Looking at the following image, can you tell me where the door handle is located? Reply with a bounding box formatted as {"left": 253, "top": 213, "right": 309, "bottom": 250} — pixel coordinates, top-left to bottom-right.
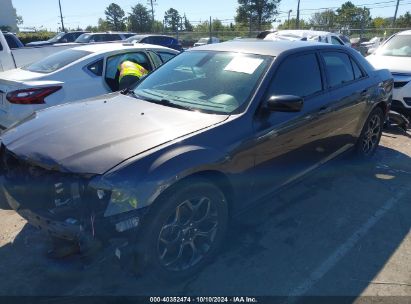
{"left": 257, "top": 129, "right": 278, "bottom": 142}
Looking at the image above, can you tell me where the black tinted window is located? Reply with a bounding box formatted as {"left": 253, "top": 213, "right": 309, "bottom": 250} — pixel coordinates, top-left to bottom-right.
{"left": 158, "top": 52, "right": 176, "bottom": 63}
{"left": 322, "top": 52, "right": 355, "bottom": 88}
{"left": 87, "top": 59, "right": 104, "bottom": 76}
{"left": 351, "top": 58, "right": 364, "bottom": 80}
{"left": 5, "top": 34, "right": 19, "bottom": 49}
{"left": 270, "top": 53, "right": 322, "bottom": 97}
{"left": 22, "top": 49, "right": 91, "bottom": 73}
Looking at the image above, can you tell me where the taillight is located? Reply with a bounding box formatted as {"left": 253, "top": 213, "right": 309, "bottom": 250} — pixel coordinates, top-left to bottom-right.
{"left": 6, "top": 86, "right": 62, "bottom": 105}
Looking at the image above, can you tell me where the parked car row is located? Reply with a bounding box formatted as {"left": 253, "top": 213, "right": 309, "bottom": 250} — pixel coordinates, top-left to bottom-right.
{"left": 0, "top": 43, "right": 179, "bottom": 129}
{"left": 0, "top": 33, "right": 395, "bottom": 281}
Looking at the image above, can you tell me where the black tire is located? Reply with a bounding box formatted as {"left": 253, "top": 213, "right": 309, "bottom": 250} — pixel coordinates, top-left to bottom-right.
{"left": 355, "top": 107, "right": 384, "bottom": 158}
{"left": 138, "top": 178, "right": 228, "bottom": 281}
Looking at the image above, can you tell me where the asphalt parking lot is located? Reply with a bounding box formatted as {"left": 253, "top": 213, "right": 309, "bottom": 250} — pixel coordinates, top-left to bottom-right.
{"left": 0, "top": 129, "right": 410, "bottom": 298}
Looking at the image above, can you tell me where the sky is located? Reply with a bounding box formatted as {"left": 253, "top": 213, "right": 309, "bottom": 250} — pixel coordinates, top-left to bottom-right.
{"left": 11, "top": 0, "right": 411, "bottom": 31}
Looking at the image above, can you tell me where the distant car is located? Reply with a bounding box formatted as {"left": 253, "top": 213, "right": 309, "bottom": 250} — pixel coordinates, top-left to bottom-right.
{"left": 26, "top": 31, "right": 88, "bottom": 47}
{"left": 367, "top": 30, "right": 411, "bottom": 118}
{"left": 193, "top": 37, "right": 220, "bottom": 47}
{"left": 339, "top": 34, "right": 352, "bottom": 47}
{"left": 264, "top": 30, "right": 347, "bottom": 46}
{"left": 2, "top": 32, "right": 24, "bottom": 49}
{"left": 0, "top": 40, "right": 392, "bottom": 280}
{"left": 0, "top": 43, "right": 178, "bottom": 129}
{"left": 75, "top": 32, "right": 135, "bottom": 44}
{"left": 126, "top": 34, "right": 182, "bottom": 51}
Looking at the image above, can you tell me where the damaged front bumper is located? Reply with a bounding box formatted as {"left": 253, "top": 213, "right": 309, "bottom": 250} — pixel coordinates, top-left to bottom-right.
{"left": 0, "top": 148, "right": 149, "bottom": 266}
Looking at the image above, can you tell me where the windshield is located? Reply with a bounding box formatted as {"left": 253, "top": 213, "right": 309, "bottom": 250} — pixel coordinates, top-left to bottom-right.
{"left": 376, "top": 35, "right": 411, "bottom": 57}
{"left": 48, "top": 32, "right": 65, "bottom": 43}
{"left": 22, "top": 49, "right": 91, "bottom": 73}
{"left": 75, "top": 34, "right": 92, "bottom": 43}
{"left": 134, "top": 51, "right": 271, "bottom": 114}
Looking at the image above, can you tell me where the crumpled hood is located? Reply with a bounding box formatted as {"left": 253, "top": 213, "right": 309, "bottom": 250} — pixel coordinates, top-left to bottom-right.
{"left": 367, "top": 55, "right": 411, "bottom": 74}
{"left": 0, "top": 94, "right": 229, "bottom": 175}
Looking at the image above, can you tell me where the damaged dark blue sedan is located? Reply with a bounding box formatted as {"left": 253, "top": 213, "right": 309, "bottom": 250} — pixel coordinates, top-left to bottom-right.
{"left": 0, "top": 40, "right": 393, "bottom": 280}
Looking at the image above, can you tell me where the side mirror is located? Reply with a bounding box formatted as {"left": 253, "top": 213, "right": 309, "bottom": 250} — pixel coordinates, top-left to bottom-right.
{"left": 61, "top": 38, "right": 68, "bottom": 43}
{"left": 266, "top": 95, "right": 303, "bottom": 112}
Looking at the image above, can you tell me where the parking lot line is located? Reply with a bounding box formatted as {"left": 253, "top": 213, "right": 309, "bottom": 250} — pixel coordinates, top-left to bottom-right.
{"left": 288, "top": 186, "right": 411, "bottom": 298}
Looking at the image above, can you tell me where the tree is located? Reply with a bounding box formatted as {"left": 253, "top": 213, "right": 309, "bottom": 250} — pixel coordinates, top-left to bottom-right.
{"left": 235, "top": 0, "right": 281, "bottom": 31}
{"left": 86, "top": 25, "right": 98, "bottom": 32}
{"left": 183, "top": 14, "right": 193, "bottom": 31}
{"left": 372, "top": 17, "right": 389, "bottom": 29}
{"left": 396, "top": 12, "right": 411, "bottom": 28}
{"left": 97, "top": 18, "right": 110, "bottom": 31}
{"left": 105, "top": 3, "right": 126, "bottom": 31}
{"left": 16, "top": 15, "right": 23, "bottom": 26}
{"left": 336, "top": 1, "right": 371, "bottom": 30}
{"left": 164, "top": 8, "right": 181, "bottom": 31}
{"left": 128, "top": 4, "right": 152, "bottom": 33}
{"left": 278, "top": 18, "right": 309, "bottom": 30}
{"left": 310, "top": 10, "right": 336, "bottom": 30}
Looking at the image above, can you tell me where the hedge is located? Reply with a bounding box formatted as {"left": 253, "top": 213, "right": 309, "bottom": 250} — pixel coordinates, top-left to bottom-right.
{"left": 17, "top": 32, "right": 56, "bottom": 45}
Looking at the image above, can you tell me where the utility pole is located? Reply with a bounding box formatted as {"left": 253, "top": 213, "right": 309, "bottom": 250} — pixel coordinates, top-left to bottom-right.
{"left": 148, "top": 0, "right": 155, "bottom": 24}
{"left": 58, "top": 0, "right": 65, "bottom": 32}
{"left": 296, "top": 0, "right": 301, "bottom": 29}
{"left": 392, "top": 0, "right": 401, "bottom": 27}
{"left": 288, "top": 10, "right": 292, "bottom": 29}
{"left": 209, "top": 16, "right": 212, "bottom": 41}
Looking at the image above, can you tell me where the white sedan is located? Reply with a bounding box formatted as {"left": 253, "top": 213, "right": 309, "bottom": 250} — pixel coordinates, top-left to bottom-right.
{"left": 0, "top": 43, "right": 179, "bottom": 129}
{"left": 367, "top": 30, "right": 411, "bottom": 118}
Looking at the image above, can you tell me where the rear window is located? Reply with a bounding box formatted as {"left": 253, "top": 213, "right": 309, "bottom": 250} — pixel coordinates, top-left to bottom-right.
{"left": 22, "top": 49, "right": 91, "bottom": 73}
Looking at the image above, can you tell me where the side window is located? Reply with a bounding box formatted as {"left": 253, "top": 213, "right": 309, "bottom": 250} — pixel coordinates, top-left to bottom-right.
{"left": 351, "top": 58, "right": 365, "bottom": 80}
{"left": 87, "top": 59, "right": 104, "bottom": 76}
{"left": 331, "top": 36, "right": 344, "bottom": 45}
{"left": 158, "top": 51, "right": 176, "bottom": 63}
{"left": 270, "top": 53, "right": 323, "bottom": 98}
{"left": 105, "top": 52, "right": 152, "bottom": 92}
{"left": 322, "top": 52, "right": 355, "bottom": 88}
{"left": 147, "top": 50, "right": 163, "bottom": 68}
{"left": 5, "top": 35, "right": 19, "bottom": 49}
{"left": 0, "top": 41, "right": 3, "bottom": 51}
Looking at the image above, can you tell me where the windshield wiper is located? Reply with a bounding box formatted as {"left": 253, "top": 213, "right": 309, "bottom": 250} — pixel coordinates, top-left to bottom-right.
{"left": 120, "top": 88, "right": 139, "bottom": 99}
{"left": 123, "top": 89, "right": 194, "bottom": 111}
{"left": 151, "top": 98, "right": 195, "bottom": 111}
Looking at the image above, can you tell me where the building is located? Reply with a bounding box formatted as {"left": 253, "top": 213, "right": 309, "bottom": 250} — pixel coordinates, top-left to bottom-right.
{"left": 0, "top": 0, "right": 18, "bottom": 32}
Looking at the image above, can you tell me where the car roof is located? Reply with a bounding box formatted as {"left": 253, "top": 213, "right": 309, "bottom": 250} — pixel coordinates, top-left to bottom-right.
{"left": 397, "top": 30, "right": 411, "bottom": 35}
{"left": 72, "top": 42, "right": 176, "bottom": 54}
{"left": 189, "top": 40, "right": 345, "bottom": 56}
{"left": 276, "top": 30, "right": 336, "bottom": 37}
{"left": 129, "top": 34, "right": 175, "bottom": 39}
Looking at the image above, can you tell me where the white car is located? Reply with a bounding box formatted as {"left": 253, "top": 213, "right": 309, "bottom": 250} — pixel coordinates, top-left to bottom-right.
{"left": 367, "top": 30, "right": 411, "bottom": 118}
{"left": 0, "top": 43, "right": 179, "bottom": 129}
{"left": 264, "top": 30, "right": 347, "bottom": 46}
{"left": 193, "top": 37, "right": 220, "bottom": 47}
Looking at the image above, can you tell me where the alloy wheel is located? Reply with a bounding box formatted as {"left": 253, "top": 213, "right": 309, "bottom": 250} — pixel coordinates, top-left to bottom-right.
{"left": 362, "top": 114, "right": 381, "bottom": 155}
{"left": 157, "top": 196, "right": 219, "bottom": 271}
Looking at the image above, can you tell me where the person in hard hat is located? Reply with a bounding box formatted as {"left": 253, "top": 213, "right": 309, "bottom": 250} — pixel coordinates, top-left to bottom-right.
{"left": 118, "top": 55, "right": 149, "bottom": 90}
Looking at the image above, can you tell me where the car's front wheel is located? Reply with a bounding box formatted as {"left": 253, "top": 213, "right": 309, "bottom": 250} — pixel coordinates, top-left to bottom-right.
{"left": 140, "top": 178, "right": 228, "bottom": 281}
{"left": 356, "top": 107, "right": 384, "bottom": 157}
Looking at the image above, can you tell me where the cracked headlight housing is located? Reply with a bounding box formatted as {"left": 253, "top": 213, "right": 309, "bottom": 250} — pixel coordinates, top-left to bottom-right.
{"left": 103, "top": 189, "right": 139, "bottom": 217}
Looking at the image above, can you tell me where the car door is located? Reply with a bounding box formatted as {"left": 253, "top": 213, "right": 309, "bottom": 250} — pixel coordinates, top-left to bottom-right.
{"left": 319, "top": 50, "right": 371, "bottom": 150}
{"left": 103, "top": 51, "right": 154, "bottom": 92}
{"left": 251, "top": 51, "right": 339, "bottom": 199}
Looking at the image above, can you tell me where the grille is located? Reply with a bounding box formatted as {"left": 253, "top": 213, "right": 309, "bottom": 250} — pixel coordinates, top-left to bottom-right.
{"left": 0, "top": 146, "right": 85, "bottom": 210}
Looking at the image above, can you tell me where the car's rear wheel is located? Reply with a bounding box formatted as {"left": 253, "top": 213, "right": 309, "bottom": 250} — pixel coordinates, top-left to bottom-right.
{"left": 356, "top": 107, "right": 384, "bottom": 157}
{"left": 139, "top": 178, "right": 228, "bottom": 281}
